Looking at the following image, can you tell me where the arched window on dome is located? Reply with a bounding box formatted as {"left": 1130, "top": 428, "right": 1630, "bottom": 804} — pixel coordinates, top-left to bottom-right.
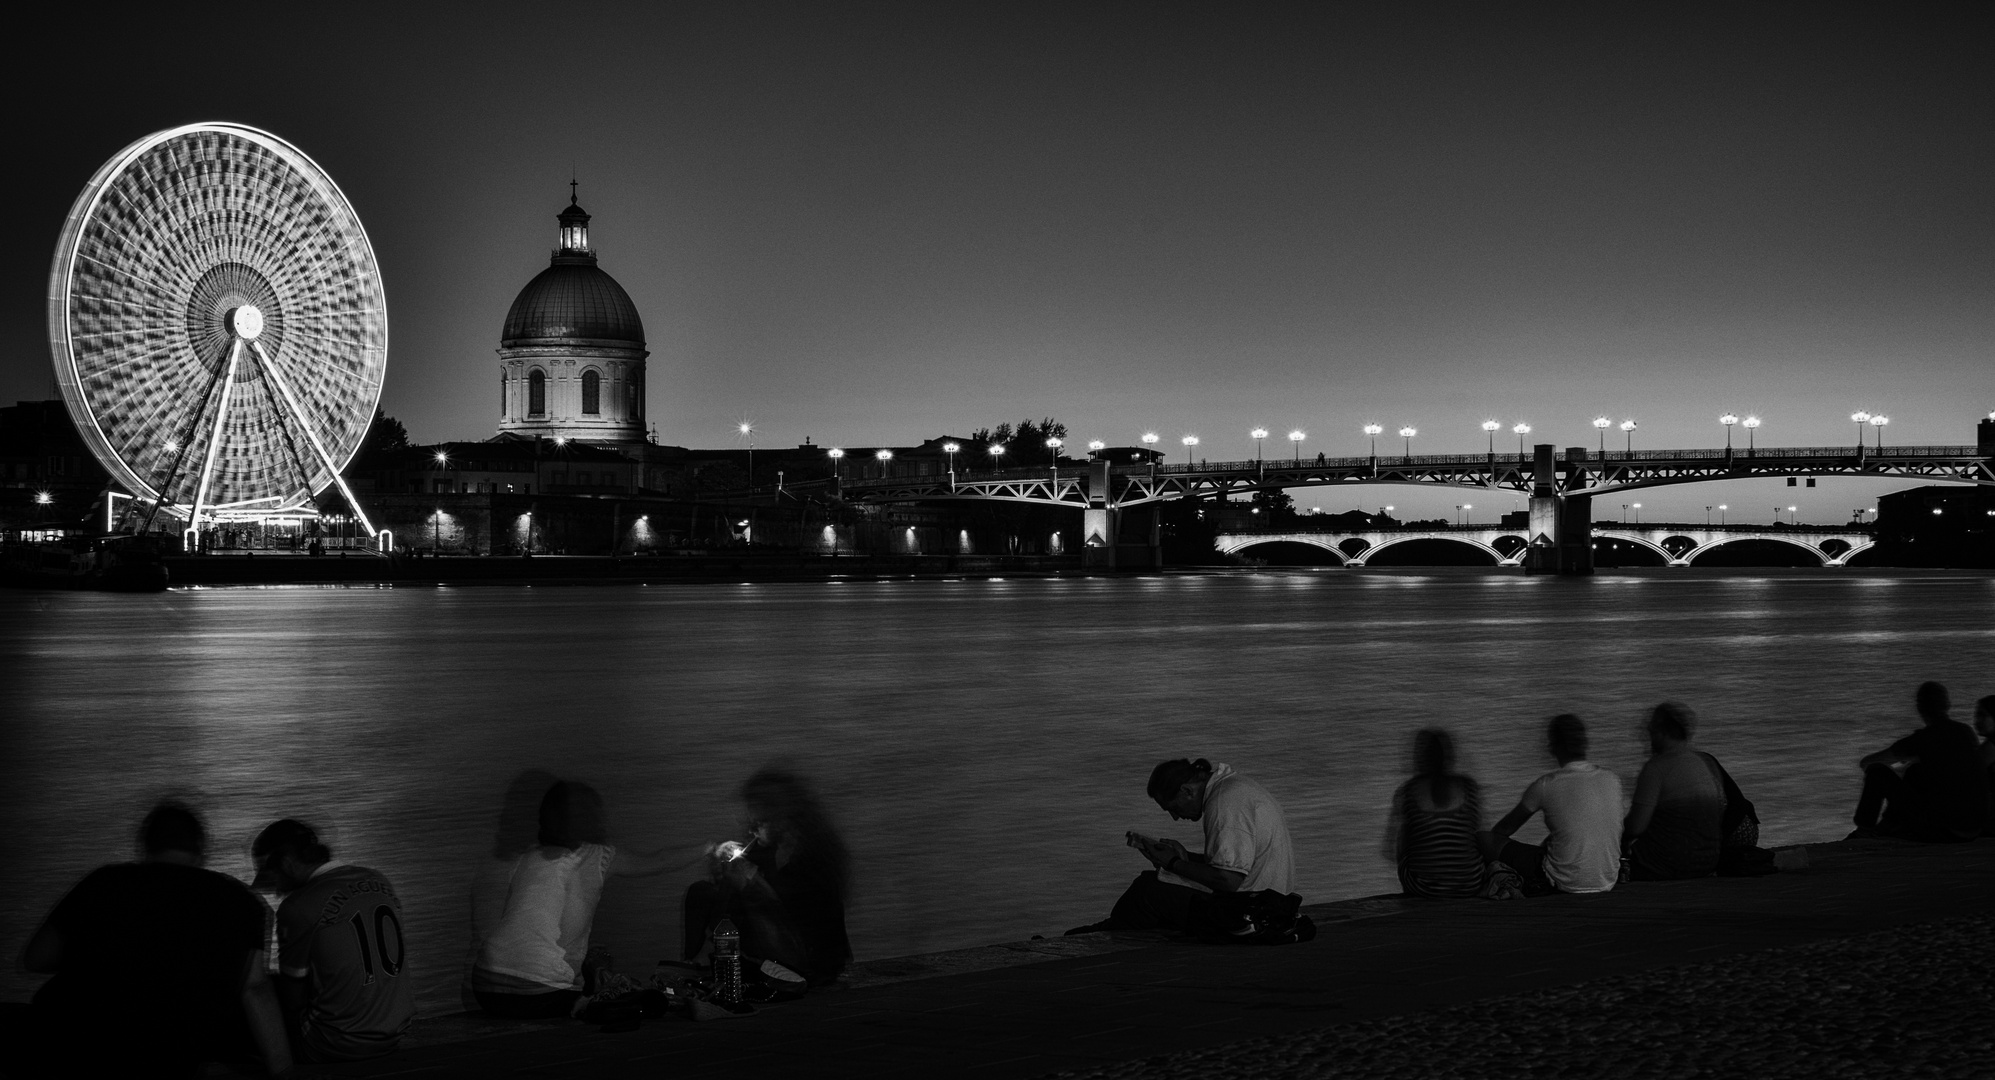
{"left": 581, "top": 370, "right": 601, "bottom": 415}
{"left": 528, "top": 369, "right": 546, "bottom": 417}
{"left": 500, "top": 372, "right": 507, "bottom": 416}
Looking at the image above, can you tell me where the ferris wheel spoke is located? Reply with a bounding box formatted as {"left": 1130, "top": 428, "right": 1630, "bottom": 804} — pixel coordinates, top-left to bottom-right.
{"left": 188, "top": 338, "right": 246, "bottom": 528}
{"left": 249, "top": 339, "right": 378, "bottom": 538}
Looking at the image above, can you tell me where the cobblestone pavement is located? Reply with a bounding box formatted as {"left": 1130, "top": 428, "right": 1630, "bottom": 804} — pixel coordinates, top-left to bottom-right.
{"left": 1051, "top": 913, "right": 1995, "bottom": 1080}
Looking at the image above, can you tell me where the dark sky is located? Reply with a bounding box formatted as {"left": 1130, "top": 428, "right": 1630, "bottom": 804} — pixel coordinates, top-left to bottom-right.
{"left": 9, "top": 3, "right": 1991, "bottom": 521}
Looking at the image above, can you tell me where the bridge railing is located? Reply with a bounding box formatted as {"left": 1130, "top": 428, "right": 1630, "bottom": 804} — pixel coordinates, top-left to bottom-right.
{"left": 1219, "top": 522, "right": 1872, "bottom": 535}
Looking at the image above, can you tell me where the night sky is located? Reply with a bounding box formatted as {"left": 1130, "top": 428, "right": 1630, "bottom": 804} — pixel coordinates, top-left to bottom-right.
{"left": 8, "top": 3, "right": 1991, "bottom": 522}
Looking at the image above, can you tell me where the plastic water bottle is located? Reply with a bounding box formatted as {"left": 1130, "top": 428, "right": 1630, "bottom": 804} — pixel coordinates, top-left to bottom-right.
{"left": 711, "top": 918, "right": 742, "bottom": 1005}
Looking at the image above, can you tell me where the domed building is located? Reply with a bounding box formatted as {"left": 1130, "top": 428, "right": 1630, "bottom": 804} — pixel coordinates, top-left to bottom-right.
{"left": 496, "top": 191, "right": 649, "bottom": 443}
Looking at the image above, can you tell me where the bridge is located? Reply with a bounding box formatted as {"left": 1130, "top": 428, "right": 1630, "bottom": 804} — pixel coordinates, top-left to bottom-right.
{"left": 1215, "top": 523, "right": 1876, "bottom": 568}
{"left": 833, "top": 420, "right": 1994, "bottom": 574}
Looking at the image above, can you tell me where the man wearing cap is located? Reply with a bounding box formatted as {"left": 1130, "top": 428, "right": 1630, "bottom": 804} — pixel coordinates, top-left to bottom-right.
{"left": 252, "top": 820, "right": 414, "bottom": 1063}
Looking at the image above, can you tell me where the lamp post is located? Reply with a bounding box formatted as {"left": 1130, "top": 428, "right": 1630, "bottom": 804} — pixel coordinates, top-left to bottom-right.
{"left": 1182, "top": 435, "right": 1198, "bottom": 467}
{"left": 1622, "top": 503, "right": 1630, "bottom": 523}
{"left": 988, "top": 443, "right": 1006, "bottom": 471}
{"left": 942, "top": 441, "right": 959, "bottom": 476}
{"left": 1788, "top": 505, "right": 1798, "bottom": 526}
{"left": 1142, "top": 432, "right": 1159, "bottom": 478}
{"left": 1087, "top": 439, "right": 1105, "bottom": 452}
{"left": 1287, "top": 429, "right": 1305, "bottom": 466}
{"left": 1250, "top": 428, "right": 1267, "bottom": 466}
{"left": 1481, "top": 419, "right": 1500, "bottom": 456}
{"left": 1869, "top": 414, "right": 1888, "bottom": 451}
{"left": 1705, "top": 505, "right": 1713, "bottom": 527}
{"left": 1363, "top": 423, "right": 1382, "bottom": 458}
{"left": 1631, "top": 502, "right": 1641, "bottom": 524}
{"left": 875, "top": 448, "right": 893, "bottom": 480}
{"left": 1045, "top": 436, "right": 1063, "bottom": 485}
{"left": 1743, "top": 415, "right": 1760, "bottom": 455}
{"left": 1513, "top": 423, "right": 1530, "bottom": 459}
{"left": 739, "top": 422, "right": 754, "bottom": 489}
{"left": 1720, "top": 413, "right": 1737, "bottom": 450}
{"left": 1718, "top": 503, "right": 1727, "bottom": 526}
{"left": 1592, "top": 416, "right": 1611, "bottom": 455}
{"left": 828, "top": 447, "right": 844, "bottom": 480}
{"left": 1850, "top": 411, "right": 1870, "bottom": 451}
{"left": 1457, "top": 503, "right": 1472, "bottom": 526}
{"left": 1398, "top": 426, "right": 1416, "bottom": 460}
{"left": 1620, "top": 419, "right": 1637, "bottom": 455}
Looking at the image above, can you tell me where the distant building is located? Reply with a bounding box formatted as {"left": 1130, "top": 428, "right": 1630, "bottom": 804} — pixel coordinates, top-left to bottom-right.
{"left": 0, "top": 399, "right": 110, "bottom": 538}
{"left": 496, "top": 191, "right": 650, "bottom": 444}
{"left": 1872, "top": 484, "right": 1995, "bottom": 568}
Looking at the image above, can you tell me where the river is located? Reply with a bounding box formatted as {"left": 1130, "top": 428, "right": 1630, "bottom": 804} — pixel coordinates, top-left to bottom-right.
{"left": 4, "top": 568, "right": 1992, "bottom": 1013}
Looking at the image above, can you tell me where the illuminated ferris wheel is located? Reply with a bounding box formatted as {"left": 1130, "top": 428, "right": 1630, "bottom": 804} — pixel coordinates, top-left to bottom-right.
{"left": 47, "top": 122, "right": 388, "bottom": 543}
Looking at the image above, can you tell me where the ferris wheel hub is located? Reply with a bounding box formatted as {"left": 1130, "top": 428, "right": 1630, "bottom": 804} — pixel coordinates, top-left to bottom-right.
{"left": 227, "top": 304, "right": 265, "bottom": 342}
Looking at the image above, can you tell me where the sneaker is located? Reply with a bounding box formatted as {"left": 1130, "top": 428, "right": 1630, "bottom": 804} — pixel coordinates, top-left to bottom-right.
{"left": 758, "top": 959, "right": 806, "bottom": 985}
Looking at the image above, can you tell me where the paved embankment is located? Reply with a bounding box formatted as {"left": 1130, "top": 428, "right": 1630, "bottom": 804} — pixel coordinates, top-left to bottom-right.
{"left": 300, "top": 837, "right": 1995, "bottom": 1079}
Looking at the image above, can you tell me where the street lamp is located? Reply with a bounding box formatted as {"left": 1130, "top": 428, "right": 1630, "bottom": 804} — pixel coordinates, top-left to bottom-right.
{"left": 1045, "top": 437, "right": 1063, "bottom": 481}
{"left": 1622, "top": 503, "right": 1630, "bottom": 523}
{"left": 1457, "top": 503, "right": 1472, "bottom": 526}
{"left": 1720, "top": 413, "right": 1738, "bottom": 450}
{"left": 942, "top": 441, "right": 959, "bottom": 475}
{"left": 988, "top": 443, "right": 1006, "bottom": 469}
{"left": 1288, "top": 429, "right": 1305, "bottom": 465}
{"left": 1850, "top": 411, "right": 1870, "bottom": 450}
{"left": 1513, "top": 423, "right": 1531, "bottom": 459}
{"left": 1631, "top": 502, "right": 1641, "bottom": 524}
{"left": 1592, "top": 416, "right": 1611, "bottom": 455}
{"left": 1619, "top": 419, "right": 1637, "bottom": 455}
{"left": 1481, "top": 419, "right": 1500, "bottom": 456}
{"left": 875, "top": 448, "right": 893, "bottom": 478}
{"left": 1869, "top": 414, "right": 1888, "bottom": 451}
{"left": 1743, "top": 415, "right": 1760, "bottom": 454}
{"left": 739, "top": 421, "right": 755, "bottom": 487}
{"left": 1398, "top": 426, "right": 1416, "bottom": 459}
{"left": 1788, "top": 505, "right": 1798, "bottom": 526}
{"left": 1705, "top": 505, "right": 1713, "bottom": 527}
{"left": 827, "top": 447, "right": 844, "bottom": 479}
{"left": 1182, "top": 435, "right": 1198, "bottom": 467}
{"left": 1718, "top": 503, "right": 1728, "bottom": 526}
{"left": 1250, "top": 428, "right": 1268, "bottom": 465}
{"left": 1363, "top": 423, "right": 1382, "bottom": 457}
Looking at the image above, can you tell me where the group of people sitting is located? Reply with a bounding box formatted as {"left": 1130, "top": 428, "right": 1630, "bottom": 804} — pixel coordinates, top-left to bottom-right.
{"left": 11, "top": 767, "right": 852, "bottom": 1078}
{"left": 13, "top": 684, "right": 1992, "bottom": 1076}
{"left": 1067, "top": 681, "right": 1994, "bottom": 937}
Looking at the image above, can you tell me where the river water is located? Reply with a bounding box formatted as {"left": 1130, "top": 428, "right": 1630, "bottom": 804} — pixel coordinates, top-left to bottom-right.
{"left": 4, "top": 569, "right": 1992, "bottom": 1014}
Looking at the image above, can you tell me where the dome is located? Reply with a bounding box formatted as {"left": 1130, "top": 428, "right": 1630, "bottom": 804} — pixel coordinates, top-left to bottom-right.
{"left": 501, "top": 261, "right": 646, "bottom": 347}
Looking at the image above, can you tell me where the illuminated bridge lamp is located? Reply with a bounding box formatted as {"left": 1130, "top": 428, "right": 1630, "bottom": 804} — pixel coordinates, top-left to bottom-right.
{"left": 1619, "top": 419, "right": 1637, "bottom": 455}
{"left": 827, "top": 446, "right": 844, "bottom": 480}
{"left": 1288, "top": 429, "right": 1305, "bottom": 465}
{"left": 1718, "top": 503, "right": 1728, "bottom": 526}
{"left": 1869, "top": 414, "right": 1888, "bottom": 451}
{"left": 1742, "top": 415, "right": 1760, "bottom": 453}
{"left": 1086, "top": 439, "right": 1105, "bottom": 452}
{"left": 1592, "top": 416, "right": 1611, "bottom": 455}
{"left": 1481, "top": 419, "right": 1500, "bottom": 456}
{"left": 1720, "top": 413, "right": 1738, "bottom": 450}
{"left": 1363, "top": 423, "right": 1383, "bottom": 457}
{"left": 988, "top": 442, "right": 1006, "bottom": 469}
{"left": 1513, "top": 422, "right": 1531, "bottom": 458}
{"left": 1398, "top": 426, "right": 1416, "bottom": 459}
{"left": 1250, "top": 428, "right": 1268, "bottom": 464}
{"left": 1850, "top": 410, "right": 1870, "bottom": 448}
{"left": 1182, "top": 435, "right": 1198, "bottom": 467}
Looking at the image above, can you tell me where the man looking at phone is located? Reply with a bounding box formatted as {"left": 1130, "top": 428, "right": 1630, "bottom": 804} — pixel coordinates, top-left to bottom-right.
{"left": 1067, "top": 757, "right": 1296, "bottom": 935}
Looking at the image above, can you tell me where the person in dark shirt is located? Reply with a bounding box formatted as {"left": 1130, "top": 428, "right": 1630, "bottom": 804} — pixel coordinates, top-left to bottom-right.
{"left": 1851, "top": 682, "right": 1988, "bottom": 842}
{"left": 683, "top": 767, "right": 851, "bottom": 988}
{"left": 20, "top": 802, "right": 291, "bottom": 1078}
{"left": 1975, "top": 695, "right": 1995, "bottom": 835}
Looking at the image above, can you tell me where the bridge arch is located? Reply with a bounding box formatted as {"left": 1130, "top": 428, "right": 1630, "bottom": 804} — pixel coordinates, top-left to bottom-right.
{"left": 1683, "top": 534, "right": 1832, "bottom": 567}
{"left": 1352, "top": 534, "right": 1504, "bottom": 566}
{"left": 1222, "top": 536, "right": 1349, "bottom": 564}
{"left": 1591, "top": 531, "right": 1679, "bottom": 565}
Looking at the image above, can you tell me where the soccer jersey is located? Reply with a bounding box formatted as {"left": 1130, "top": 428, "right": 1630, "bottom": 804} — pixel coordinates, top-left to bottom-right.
{"left": 277, "top": 863, "right": 414, "bottom": 1061}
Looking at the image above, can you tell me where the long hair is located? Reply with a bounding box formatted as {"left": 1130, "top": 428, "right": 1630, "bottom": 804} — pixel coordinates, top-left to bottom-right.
{"left": 741, "top": 767, "right": 849, "bottom": 902}
{"left": 1412, "top": 728, "right": 1458, "bottom": 803}
{"left": 537, "top": 781, "right": 607, "bottom": 850}
{"left": 1146, "top": 758, "right": 1213, "bottom": 802}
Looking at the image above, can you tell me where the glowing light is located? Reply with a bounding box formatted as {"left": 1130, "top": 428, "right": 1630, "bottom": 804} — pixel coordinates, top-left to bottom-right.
{"left": 738, "top": 422, "right": 753, "bottom": 436}
{"left": 1513, "top": 423, "right": 1530, "bottom": 435}
{"left": 1087, "top": 440, "right": 1106, "bottom": 451}
{"left": 875, "top": 449, "right": 893, "bottom": 460}
{"left": 1182, "top": 435, "right": 1199, "bottom": 447}
{"left": 433, "top": 451, "right": 449, "bottom": 465}
{"left": 1870, "top": 415, "right": 1888, "bottom": 427}
{"left": 1045, "top": 437, "right": 1063, "bottom": 450}
{"left": 34, "top": 490, "right": 53, "bottom": 505}
{"left": 1250, "top": 428, "right": 1269, "bottom": 440}
{"left": 989, "top": 444, "right": 1006, "bottom": 457}
{"left": 1398, "top": 426, "right": 1416, "bottom": 438}
{"left": 1619, "top": 419, "right": 1636, "bottom": 432}
{"left": 1289, "top": 429, "right": 1306, "bottom": 443}
{"left": 1743, "top": 416, "right": 1760, "bottom": 428}
{"left": 163, "top": 440, "right": 179, "bottom": 453}
{"left": 942, "top": 442, "right": 960, "bottom": 454}
{"left": 1851, "top": 410, "right": 1871, "bottom": 424}
{"left": 827, "top": 447, "right": 844, "bottom": 459}
{"left": 553, "top": 436, "right": 568, "bottom": 446}
{"left": 1362, "top": 424, "right": 1382, "bottom": 436}
{"left": 1593, "top": 416, "right": 1611, "bottom": 430}
{"left": 1481, "top": 420, "right": 1500, "bottom": 432}
{"left": 1141, "top": 432, "right": 1159, "bottom": 445}
{"left": 1720, "top": 413, "right": 1738, "bottom": 426}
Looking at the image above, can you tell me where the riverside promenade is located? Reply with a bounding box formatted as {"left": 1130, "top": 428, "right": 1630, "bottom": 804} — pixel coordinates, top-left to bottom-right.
{"left": 301, "top": 837, "right": 1994, "bottom": 1079}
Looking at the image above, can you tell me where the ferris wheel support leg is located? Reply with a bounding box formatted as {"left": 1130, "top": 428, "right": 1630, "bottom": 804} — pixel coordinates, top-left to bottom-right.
{"left": 249, "top": 340, "right": 382, "bottom": 543}
{"left": 186, "top": 339, "right": 246, "bottom": 552}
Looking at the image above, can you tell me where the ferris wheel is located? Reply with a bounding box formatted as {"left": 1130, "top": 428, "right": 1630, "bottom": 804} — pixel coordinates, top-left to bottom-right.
{"left": 47, "top": 122, "right": 388, "bottom": 544}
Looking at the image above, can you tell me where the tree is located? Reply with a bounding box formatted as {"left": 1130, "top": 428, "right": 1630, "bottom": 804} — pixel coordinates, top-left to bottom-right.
{"left": 1250, "top": 488, "right": 1298, "bottom": 525}
{"left": 969, "top": 417, "right": 1069, "bottom": 466}
{"left": 353, "top": 407, "right": 409, "bottom": 468}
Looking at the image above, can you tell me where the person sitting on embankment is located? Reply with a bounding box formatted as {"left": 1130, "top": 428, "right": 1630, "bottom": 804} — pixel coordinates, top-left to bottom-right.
{"left": 1381, "top": 728, "right": 1488, "bottom": 898}
{"left": 1479, "top": 714, "right": 1623, "bottom": 895}
{"left": 1068, "top": 757, "right": 1308, "bottom": 941}
{"left": 1621, "top": 702, "right": 1727, "bottom": 880}
{"left": 1975, "top": 695, "right": 1995, "bottom": 835}
{"left": 1850, "top": 681, "right": 1987, "bottom": 843}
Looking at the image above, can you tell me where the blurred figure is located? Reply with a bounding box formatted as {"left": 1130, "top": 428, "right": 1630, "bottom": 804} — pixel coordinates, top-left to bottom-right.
{"left": 1068, "top": 757, "right": 1298, "bottom": 936}
{"left": 252, "top": 818, "right": 414, "bottom": 1063}
{"left": 1852, "top": 682, "right": 1987, "bottom": 842}
{"left": 1977, "top": 696, "right": 1995, "bottom": 835}
{"left": 1622, "top": 703, "right": 1727, "bottom": 880}
{"left": 472, "top": 781, "right": 687, "bottom": 1018}
{"left": 1382, "top": 729, "right": 1487, "bottom": 897}
{"left": 684, "top": 767, "right": 852, "bottom": 988}
{"left": 19, "top": 801, "right": 290, "bottom": 1078}
{"left": 1480, "top": 715, "right": 1623, "bottom": 895}
{"left": 464, "top": 769, "right": 560, "bottom": 1009}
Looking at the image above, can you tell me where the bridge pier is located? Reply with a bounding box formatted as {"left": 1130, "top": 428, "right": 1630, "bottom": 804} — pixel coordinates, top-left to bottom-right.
{"left": 1524, "top": 444, "right": 1593, "bottom": 575}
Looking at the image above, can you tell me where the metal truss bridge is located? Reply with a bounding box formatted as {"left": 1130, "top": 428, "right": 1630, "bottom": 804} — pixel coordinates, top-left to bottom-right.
{"left": 836, "top": 444, "right": 1995, "bottom": 509}
{"left": 1215, "top": 522, "right": 1876, "bottom": 568}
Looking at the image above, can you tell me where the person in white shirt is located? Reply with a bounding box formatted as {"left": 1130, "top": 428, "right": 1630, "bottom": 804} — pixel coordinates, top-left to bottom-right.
{"left": 1480, "top": 715, "right": 1624, "bottom": 895}
{"left": 1068, "top": 757, "right": 1298, "bottom": 935}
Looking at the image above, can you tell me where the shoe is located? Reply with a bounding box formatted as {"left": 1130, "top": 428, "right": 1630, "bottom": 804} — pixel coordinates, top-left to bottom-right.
{"left": 758, "top": 959, "right": 806, "bottom": 985}
{"left": 1294, "top": 915, "right": 1317, "bottom": 943}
